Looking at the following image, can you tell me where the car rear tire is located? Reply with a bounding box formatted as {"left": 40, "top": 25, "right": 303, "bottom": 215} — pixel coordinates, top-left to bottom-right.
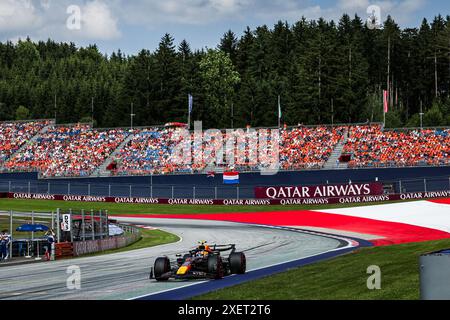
{"left": 207, "top": 254, "right": 224, "bottom": 279}
{"left": 154, "top": 257, "right": 171, "bottom": 281}
{"left": 229, "top": 252, "right": 246, "bottom": 274}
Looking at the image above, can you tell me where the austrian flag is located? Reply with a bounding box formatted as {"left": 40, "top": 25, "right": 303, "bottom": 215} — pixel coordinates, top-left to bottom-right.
{"left": 223, "top": 172, "right": 239, "bottom": 184}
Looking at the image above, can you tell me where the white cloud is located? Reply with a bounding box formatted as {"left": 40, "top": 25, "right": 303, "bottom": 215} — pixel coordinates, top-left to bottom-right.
{"left": 0, "top": 0, "right": 42, "bottom": 32}
{"left": 113, "top": 0, "right": 252, "bottom": 26}
{"left": 391, "top": 0, "right": 427, "bottom": 24}
{"left": 334, "top": 0, "right": 427, "bottom": 25}
{"left": 0, "top": 0, "right": 120, "bottom": 43}
{"left": 0, "top": 0, "right": 430, "bottom": 47}
{"left": 337, "top": 0, "right": 370, "bottom": 11}
{"left": 78, "top": 0, "right": 121, "bottom": 40}
{"left": 112, "top": 0, "right": 427, "bottom": 28}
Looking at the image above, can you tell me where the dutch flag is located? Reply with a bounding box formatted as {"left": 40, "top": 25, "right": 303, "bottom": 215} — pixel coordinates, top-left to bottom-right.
{"left": 223, "top": 172, "right": 239, "bottom": 185}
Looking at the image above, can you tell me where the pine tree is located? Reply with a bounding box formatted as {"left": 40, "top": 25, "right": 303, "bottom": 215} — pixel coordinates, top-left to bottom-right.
{"left": 1, "top": 15, "right": 450, "bottom": 128}
{"left": 154, "top": 33, "right": 181, "bottom": 124}
{"left": 219, "top": 30, "right": 238, "bottom": 64}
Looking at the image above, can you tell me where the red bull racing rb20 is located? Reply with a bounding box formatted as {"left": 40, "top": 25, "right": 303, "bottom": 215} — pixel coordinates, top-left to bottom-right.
{"left": 150, "top": 242, "right": 247, "bottom": 281}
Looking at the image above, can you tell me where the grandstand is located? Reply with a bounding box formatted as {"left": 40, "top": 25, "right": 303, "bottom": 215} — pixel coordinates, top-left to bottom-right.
{"left": 0, "top": 120, "right": 52, "bottom": 166}
{"left": 0, "top": 120, "right": 448, "bottom": 178}
{"left": 3, "top": 123, "right": 128, "bottom": 178}
{"left": 343, "top": 125, "right": 450, "bottom": 168}
{"left": 280, "top": 126, "right": 346, "bottom": 170}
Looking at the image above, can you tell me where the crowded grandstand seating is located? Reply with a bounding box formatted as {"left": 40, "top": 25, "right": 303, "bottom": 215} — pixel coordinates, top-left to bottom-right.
{"left": 1, "top": 120, "right": 449, "bottom": 177}
{"left": 112, "top": 125, "right": 346, "bottom": 175}
{"left": 0, "top": 120, "right": 49, "bottom": 165}
{"left": 114, "top": 127, "right": 184, "bottom": 175}
{"left": 4, "top": 124, "right": 128, "bottom": 177}
{"left": 343, "top": 125, "right": 450, "bottom": 168}
{"left": 280, "top": 126, "right": 346, "bottom": 170}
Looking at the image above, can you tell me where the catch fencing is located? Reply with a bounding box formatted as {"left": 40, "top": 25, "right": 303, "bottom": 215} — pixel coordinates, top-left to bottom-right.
{"left": 0, "top": 176, "right": 449, "bottom": 200}
{"left": 0, "top": 210, "right": 141, "bottom": 260}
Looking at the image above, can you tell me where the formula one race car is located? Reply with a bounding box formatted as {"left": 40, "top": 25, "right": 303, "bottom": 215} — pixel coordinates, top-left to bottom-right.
{"left": 150, "top": 241, "right": 246, "bottom": 281}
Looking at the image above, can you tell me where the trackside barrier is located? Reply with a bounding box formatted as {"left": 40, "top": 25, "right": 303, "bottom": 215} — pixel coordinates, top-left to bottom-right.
{"left": 3, "top": 190, "right": 450, "bottom": 206}
{"left": 72, "top": 232, "right": 140, "bottom": 256}
{"left": 1, "top": 174, "right": 449, "bottom": 200}
{"left": 55, "top": 242, "right": 74, "bottom": 259}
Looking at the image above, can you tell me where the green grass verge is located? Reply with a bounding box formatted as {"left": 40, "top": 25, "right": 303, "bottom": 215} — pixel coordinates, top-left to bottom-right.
{"left": 196, "top": 239, "right": 450, "bottom": 300}
{"left": 80, "top": 228, "right": 179, "bottom": 257}
{"left": 0, "top": 198, "right": 420, "bottom": 215}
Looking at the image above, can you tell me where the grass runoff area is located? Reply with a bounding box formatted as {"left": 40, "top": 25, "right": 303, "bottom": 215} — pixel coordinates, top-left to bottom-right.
{"left": 82, "top": 228, "right": 179, "bottom": 257}
{"left": 197, "top": 239, "right": 450, "bottom": 300}
{"left": 0, "top": 197, "right": 421, "bottom": 215}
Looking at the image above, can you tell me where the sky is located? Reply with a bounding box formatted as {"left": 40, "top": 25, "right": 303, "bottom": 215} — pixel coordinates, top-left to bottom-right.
{"left": 0, "top": 0, "right": 449, "bottom": 55}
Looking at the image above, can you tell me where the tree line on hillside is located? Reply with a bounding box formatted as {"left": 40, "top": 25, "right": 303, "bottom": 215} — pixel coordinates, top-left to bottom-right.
{"left": 1, "top": 14, "right": 450, "bottom": 129}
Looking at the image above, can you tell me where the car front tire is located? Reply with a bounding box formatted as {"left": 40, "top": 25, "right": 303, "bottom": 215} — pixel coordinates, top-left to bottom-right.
{"left": 154, "top": 257, "right": 171, "bottom": 281}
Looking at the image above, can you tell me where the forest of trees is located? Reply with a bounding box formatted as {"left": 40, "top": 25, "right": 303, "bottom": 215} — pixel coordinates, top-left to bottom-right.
{"left": 1, "top": 14, "right": 450, "bottom": 129}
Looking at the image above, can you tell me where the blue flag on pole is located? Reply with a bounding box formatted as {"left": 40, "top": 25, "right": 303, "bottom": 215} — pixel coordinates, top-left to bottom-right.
{"left": 188, "top": 94, "right": 193, "bottom": 114}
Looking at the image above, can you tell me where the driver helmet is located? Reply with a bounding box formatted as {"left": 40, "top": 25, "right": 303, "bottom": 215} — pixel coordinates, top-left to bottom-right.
{"left": 197, "top": 241, "right": 211, "bottom": 256}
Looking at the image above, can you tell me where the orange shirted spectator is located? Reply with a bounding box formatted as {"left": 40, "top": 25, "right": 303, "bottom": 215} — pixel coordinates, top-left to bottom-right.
{"left": 343, "top": 125, "right": 450, "bottom": 168}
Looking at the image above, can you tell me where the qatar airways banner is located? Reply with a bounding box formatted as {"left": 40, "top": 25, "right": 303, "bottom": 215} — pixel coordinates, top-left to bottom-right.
{"left": 4, "top": 190, "right": 450, "bottom": 206}
{"left": 254, "top": 183, "right": 384, "bottom": 199}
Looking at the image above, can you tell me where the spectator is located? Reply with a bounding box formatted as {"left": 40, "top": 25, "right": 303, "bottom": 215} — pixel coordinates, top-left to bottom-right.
{"left": 0, "top": 230, "right": 11, "bottom": 261}
{"left": 44, "top": 229, "right": 56, "bottom": 261}
{"left": 343, "top": 125, "right": 450, "bottom": 168}
{"left": 2, "top": 121, "right": 449, "bottom": 176}
{"left": 5, "top": 124, "right": 128, "bottom": 177}
{"left": 0, "top": 120, "right": 49, "bottom": 166}
{"left": 279, "top": 126, "right": 346, "bottom": 170}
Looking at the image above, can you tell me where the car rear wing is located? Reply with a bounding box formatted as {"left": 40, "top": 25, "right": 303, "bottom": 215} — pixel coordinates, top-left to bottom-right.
{"left": 181, "top": 244, "right": 238, "bottom": 256}
{"left": 211, "top": 244, "right": 237, "bottom": 253}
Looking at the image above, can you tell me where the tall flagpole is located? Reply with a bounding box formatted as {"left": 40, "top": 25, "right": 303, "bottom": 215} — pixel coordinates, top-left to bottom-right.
{"left": 383, "top": 90, "right": 387, "bottom": 127}
{"left": 54, "top": 94, "right": 57, "bottom": 123}
{"left": 130, "top": 103, "right": 135, "bottom": 130}
{"left": 188, "top": 94, "right": 192, "bottom": 130}
{"left": 387, "top": 35, "right": 391, "bottom": 112}
{"left": 278, "top": 95, "right": 281, "bottom": 128}
{"left": 91, "top": 97, "right": 94, "bottom": 127}
{"left": 419, "top": 100, "right": 424, "bottom": 131}
{"left": 231, "top": 102, "right": 234, "bottom": 129}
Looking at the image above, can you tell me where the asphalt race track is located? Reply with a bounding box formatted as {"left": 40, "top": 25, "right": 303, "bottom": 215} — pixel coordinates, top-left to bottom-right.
{"left": 0, "top": 218, "right": 357, "bottom": 300}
